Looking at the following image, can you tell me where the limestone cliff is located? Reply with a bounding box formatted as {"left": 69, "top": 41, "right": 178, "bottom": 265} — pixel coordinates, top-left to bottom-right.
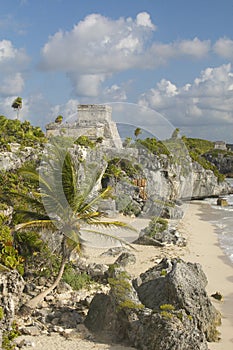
{"left": 204, "top": 152, "right": 233, "bottom": 177}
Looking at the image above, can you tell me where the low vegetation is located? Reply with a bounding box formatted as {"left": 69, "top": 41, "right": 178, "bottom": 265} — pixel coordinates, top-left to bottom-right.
{"left": 0, "top": 115, "right": 46, "bottom": 150}
{"left": 62, "top": 264, "right": 93, "bottom": 290}
{"left": 144, "top": 217, "right": 168, "bottom": 238}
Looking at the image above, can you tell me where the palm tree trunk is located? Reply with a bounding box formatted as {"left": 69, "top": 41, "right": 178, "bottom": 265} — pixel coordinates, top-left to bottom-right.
{"left": 18, "top": 256, "right": 67, "bottom": 316}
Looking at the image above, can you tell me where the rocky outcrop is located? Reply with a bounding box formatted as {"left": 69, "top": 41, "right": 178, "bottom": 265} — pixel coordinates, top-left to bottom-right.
{"left": 0, "top": 146, "right": 40, "bottom": 171}
{"left": 133, "top": 216, "right": 186, "bottom": 247}
{"left": 133, "top": 258, "right": 221, "bottom": 342}
{"left": 85, "top": 259, "right": 220, "bottom": 349}
{"left": 204, "top": 152, "right": 233, "bottom": 177}
{"left": 134, "top": 228, "right": 186, "bottom": 247}
{"left": 98, "top": 147, "right": 232, "bottom": 218}
{"left": 191, "top": 161, "right": 231, "bottom": 199}
{"left": 0, "top": 269, "right": 25, "bottom": 346}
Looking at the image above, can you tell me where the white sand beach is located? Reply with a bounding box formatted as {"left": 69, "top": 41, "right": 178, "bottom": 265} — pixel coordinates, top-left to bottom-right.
{"left": 181, "top": 202, "right": 233, "bottom": 350}
{"left": 19, "top": 202, "right": 233, "bottom": 350}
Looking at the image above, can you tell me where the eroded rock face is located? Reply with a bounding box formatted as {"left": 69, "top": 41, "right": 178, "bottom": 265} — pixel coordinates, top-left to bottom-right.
{"left": 133, "top": 258, "right": 221, "bottom": 342}
{"left": 0, "top": 269, "right": 25, "bottom": 345}
{"left": 0, "top": 147, "right": 39, "bottom": 171}
{"left": 134, "top": 228, "right": 186, "bottom": 247}
{"left": 204, "top": 152, "right": 233, "bottom": 177}
{"left": 85, "top": 259, "right": 220, "bottom": 349}
{"left": 131, "top": 310, "right": 208, "bottom": 350}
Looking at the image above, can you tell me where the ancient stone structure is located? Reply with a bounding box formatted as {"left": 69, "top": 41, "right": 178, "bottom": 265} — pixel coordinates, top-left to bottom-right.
{"left": 46, "top": 104, "right": 122, "bottom": 149}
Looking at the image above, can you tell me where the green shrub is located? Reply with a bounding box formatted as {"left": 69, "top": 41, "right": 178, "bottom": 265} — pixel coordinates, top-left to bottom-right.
{"left": 136, "top": 138, "right": 170, "bottom": 156}
{"left": 160, "top": 310, "right": 174, "bottom": 319}
{"left": 160, "top": 304, "right": 175, "bottom": 311}
{"left": 118, "top": 300, "right": 144, "bottom": 310}
{"left": 0, "top": 306, "right": 4, "bottom": 320}
{"left": 0, "top": 115, "right": 46, "bottom": 150}
{"left": 104, "top": 157, "right": 142, "bottom": 182}
{"left": 0, "top": 223, "right": 24, "bottom": 274}
{"left": 74, "top": 135, "right": 96, "bottom": 149}
{"left": 108, "top": 270, "right": 144, "bottom": 311}
{"left": 2, "top": 321, "right": 20, "bottom": 350}
{"left": 160, "top": 269, "right": 167, "bottom": 276}
{"left": 182, "top": 137, "right": 225, "bottom": 182}
{"left": 62, "top": 264, "right": 92, "bottom": 290}
{"left": 145, "top": 217, "right": 168, "bottom": 238}
{"left": 121, "top": 201, "right": 141, "bottom": 217}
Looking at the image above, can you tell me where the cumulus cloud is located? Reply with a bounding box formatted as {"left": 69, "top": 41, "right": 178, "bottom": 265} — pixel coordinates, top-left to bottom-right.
{"left": 0, "top": 39, "right": 28, "bottom": 65}
{"left": 68, "top": 73, "right": 106, "bottom": 97}
{"left": 147, "top": 38, "right": 210, "bottom": 67}
{"left": 0, "top": 40, "right": 29, "bottom": 98}
{"left": 0, "top": 73, "right": 24, "bottom": 96}
{"left": 40, "top": 13, "right": 153, "bottom": 74}
{"left": 136, "top": 12, "right": 156, "bottom": 29}
{"left": 48, "top": 99, "right": 79, "bottom": 122}
{"left": 214, "top": 37, "right": 233, "bottom": 60}
{"left": 138, "top": 64, "right": 233, "bottom": 141}
{"left": 39, "top": 13, "right": 210, "bottom": 97}
{"left": 103, "top": 84, "right": 127, "bottom": 101}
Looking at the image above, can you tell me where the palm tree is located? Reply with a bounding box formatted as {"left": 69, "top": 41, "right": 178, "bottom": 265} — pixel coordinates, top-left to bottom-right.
{"left": 134, "top": 127, "right": 142, "bottom": 139}
{"left": 15, "top": 141, "right": 134, "bottom": 315}
{"left": 11, "top": 97, "right": 22, "bottom": 119}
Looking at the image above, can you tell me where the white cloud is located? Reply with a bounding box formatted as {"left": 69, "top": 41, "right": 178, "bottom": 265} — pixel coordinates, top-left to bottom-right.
{"left": 0, "top": 73, "right": 24, "bottom": 96}
{"left": 178, "top": 37, "right": 210, "bottom": 58}
{"left": 147, "top": 38, "right": 210, "bottom": 67}
{"left": 0, "top": 40, "right": 16, "bottom": 60}
{"left": 49, "top": 99, "right": 79, "bottom": 122}
{"left": 103, "top": 84, "right": 127, "bottom": 101}
{"left": 0, "top": 40, "right": 29, "bottom": 99}
{"left": 0, "top": 40, "right": 28, "bottom": 65}
{"left": 40, "top": 12, "right": 155, "bottom": 74}
{"left": 214, "top": 37, "right": 233, "bottom": 60}
{"left": 138, "top": 64, "right": 233, "bottom": 141}
{"left": 39, "top": 13, "right": 210, "bottom": 97}
{"left": 68, "top": 73, "right": 106, "bottom": 97}
{"left": 136, "top": 12, "right": 156, "bottom": 29}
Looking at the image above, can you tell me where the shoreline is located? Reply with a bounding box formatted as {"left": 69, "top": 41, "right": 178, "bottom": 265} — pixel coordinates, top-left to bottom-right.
{"left": 180, "top": 201, "right": 233, "bottom": 350}
{"left": 19, "top": 202, "right": 233, "bottom": 349}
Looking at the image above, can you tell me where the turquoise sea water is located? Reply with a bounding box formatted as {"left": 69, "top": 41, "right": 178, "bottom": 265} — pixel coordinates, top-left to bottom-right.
{"left": 204, "top": 179, "right": 233, "bottom": 264}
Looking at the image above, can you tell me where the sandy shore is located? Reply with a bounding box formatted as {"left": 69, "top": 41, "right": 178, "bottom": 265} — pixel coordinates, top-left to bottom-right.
{"left": 180, "top": 202, "right": 233, "bottom": 350}
{"left": 19, "top": 202, "right": 233, "bottom": 350}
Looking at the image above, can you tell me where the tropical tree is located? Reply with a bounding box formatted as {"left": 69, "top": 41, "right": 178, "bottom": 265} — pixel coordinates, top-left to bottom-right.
{"left": 134, "top": 127, "right": 142, "bottom": 139}
{"left": 14, "top": 142, "right": 134, "bottom": 315}
{"left": 55, "top": 115, "right": 63, "bottom": 124}
{"left": 11, "top": 97, "right": 22, "bottom": 119}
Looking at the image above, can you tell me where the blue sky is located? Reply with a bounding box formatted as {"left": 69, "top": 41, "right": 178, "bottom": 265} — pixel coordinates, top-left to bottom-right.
{"left": 1, "top": 0, "right": 233, "bottom": 141}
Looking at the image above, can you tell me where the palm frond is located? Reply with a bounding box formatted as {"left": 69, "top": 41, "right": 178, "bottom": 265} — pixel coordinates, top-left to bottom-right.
{"left": 61, "top": 152, "right": 78, "bottom": 209}
{"left": 83, "top": 220, "right": 137, "bottom": 232}
{"left": 76, "top": 210, "right": 105, "bottom": 221}
{"left": 10, "top": 190, "right": 45, "bottom": 210}
{"left": 80, "top": 227, "right": 135, "bottom": 250}
{"left": 15, "top": 219, "right": 57, "bottom": 232}
{"left": 15, "top": 209, "right": 51, "bottom": 221}
{"left": 77, "top": 186, "right": 111, "bottom": 215}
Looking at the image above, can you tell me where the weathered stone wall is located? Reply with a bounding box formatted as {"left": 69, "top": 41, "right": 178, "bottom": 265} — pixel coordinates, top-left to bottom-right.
{"left": 78, "top": 104, "right": 112, "bottom": 124}
{"left": 46, "top": 104, "right": 123, "bottom": 149}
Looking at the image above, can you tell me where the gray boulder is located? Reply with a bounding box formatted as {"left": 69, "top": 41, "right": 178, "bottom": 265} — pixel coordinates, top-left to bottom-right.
{"left": 133, "top": 217, "right": 186, "bottom": 247}
{"left": 134, "top": 228, "right": 186, "bottom": 247}
{"left": 133, "top": 258, "right": 221, "bottom": 342}
{"left": 85, "top": 261, "right": 216, "bottom": 349}
{"left": 114, "top": 252, "right": 137, "bottom": 267}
